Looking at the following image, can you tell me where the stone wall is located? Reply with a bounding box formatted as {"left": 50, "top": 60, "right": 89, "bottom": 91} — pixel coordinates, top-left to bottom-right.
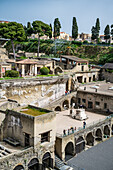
{"left": 0, "top": 77, "right": 67, "bottom": 107}
{"left": 77, "top": 90, "right": 113, "bottom": 112}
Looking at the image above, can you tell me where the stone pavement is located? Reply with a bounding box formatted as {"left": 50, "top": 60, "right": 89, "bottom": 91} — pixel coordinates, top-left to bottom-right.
{"left": 56, "top": 109, "right": 106, "bottom": 134}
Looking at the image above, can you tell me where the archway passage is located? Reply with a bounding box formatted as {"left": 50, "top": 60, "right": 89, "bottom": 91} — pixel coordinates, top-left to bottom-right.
{"left": 13, "top": 165, "right": 24, "bottom": 170}
{"left": 75, "top": 136, "right": 85, "bottom": 154}
{"left": 86, "top": 132, "right": 94, "bottom": 146}
{"left": 104, "top": 125, "right": 110, "bottom": 138}
{"left": 70, "top": 97, "right": 76, "bottom": 108}
{"left": 65, "top": 142, "right": 74, "bottom": 161}
{"left": 54, "top": 66, "right": 63, "bottom": 75}
{"left": 42, "top": 152, "right": 53, "bottom": 169}
{"left": 55, "top": 106, "right": 61, "bottom": 111}
{"left": 112, "top": 124, "right": 113, "bottom": 135}
{"left": 63, "top": 100, "right": 69, "bottom": 110}
{"left": 95, "top": 129, "right": 102, "bottom": 141}
{"left": 71, "top": 79, "right": 74, "bottom": 91}
{"left": 28, "top": 158, "right": 39, "bottom": 170}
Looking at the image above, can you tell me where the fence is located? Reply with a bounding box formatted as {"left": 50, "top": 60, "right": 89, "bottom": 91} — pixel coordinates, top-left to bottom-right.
{"left": 56, "top": 114, "right": 113, "bottom": 138}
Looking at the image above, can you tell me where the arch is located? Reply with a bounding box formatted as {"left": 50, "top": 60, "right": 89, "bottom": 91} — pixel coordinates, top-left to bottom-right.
{"left": 95, "top": 128, "right": 102, "bottom": 141}
{"left": 54, "top": 66, "right": 63, "bottom": 75}
{"left": 55, "top": 106, "right": 61, "bottom": 111}
{"left": 65, "top": 142, "right": 75, "bottom": 161}
{"left": 28, "top": 158, "right": 39, "bottom": 170}
{"left": 70, "top": 96, "right": 76, "bottom": 108}
{"left": 42, "top": 152, "right": 53, "bottom": 169}
{"left": 104, "top": 125, "right": 110, "bottom": 138}
{"left": 71, "top": 79, "right": 74, "bottom": 91}
{"left": 13, "top": 165, "right": 24, "bottom": 170}
{"left": 112, "top": 124, "right": 113, "bottom": 135}
{"left": 86, "top": 132, "right": 94, "bottom": 146}
{"left": 62, "top": 100, "right": 69, "bottom": 110}
{"left": 75, "top": 136, "right": 85, "bottom": 154}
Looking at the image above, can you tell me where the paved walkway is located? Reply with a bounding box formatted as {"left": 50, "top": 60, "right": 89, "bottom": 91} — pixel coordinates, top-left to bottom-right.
{"left": 67, "top": 137, "right": 113, "bottom": 170}
{"left": 56, "top": 109, "right": 106, "bottom": 134}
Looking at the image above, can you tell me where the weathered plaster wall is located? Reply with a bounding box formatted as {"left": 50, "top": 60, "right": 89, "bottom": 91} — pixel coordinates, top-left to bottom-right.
{"left": 0, "top": 77, "right": 67, "bottom": 107}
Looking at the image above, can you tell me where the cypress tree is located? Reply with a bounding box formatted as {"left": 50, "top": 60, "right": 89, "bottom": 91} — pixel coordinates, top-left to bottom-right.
{"left": 72, "top": 17, "right": 78, "bottom": 40}
{"left": 91, "top": 18, "right": 100, "bottom": 43}
{"left": 53, "top": 18, "right": 61, "bottom": 39}
{"left": 104, "top": 25, "right": 110, "bottom": 43}
{"left": 111, "top": 24, "right": 113, "bottom": 40}
{"left": 95, "top": 18, "right": 100, "bottom": 39}
{"left": 49, "top": 23, "right": 52, "bottom": 39}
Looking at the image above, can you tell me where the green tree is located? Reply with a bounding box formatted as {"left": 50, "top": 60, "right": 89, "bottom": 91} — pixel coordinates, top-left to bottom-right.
{"left": 49, "top": 24, "right": 52, "bottom": 39}
{"left": 27, "top": 22, "right": 33, "bottom": 37}
{"left": 95, "top": 18, "right": 100, "bottom": 40}
{"left": 91, "top": 26, "right": 97, "bottom": 41}
{"left": 72, "top": 17, "right": 78, "bottom": 40}
{"left": 104, "top": 25, "right": 110, "bottom": 43}
{"left": 53, "top": 18, "right": 61, "bottom": 39}
{"left": 111, "top": 24, "right": 113, "bottom": 40}
{"left": 0, "top": 22, "right": 25, "bottom": 59}
{"left": 32, "top": 20, "right": 51, "bottom": 57}
{"left": 91, "top": 18, "right": 100, "bottom": 42}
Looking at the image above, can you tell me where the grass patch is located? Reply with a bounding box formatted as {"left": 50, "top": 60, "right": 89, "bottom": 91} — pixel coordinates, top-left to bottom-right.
{"left": 21, "top": 106, "right": 48, "bottom": 116}
{"left": 37, "top": 74, "right": 56, "bottom": 77}
{"left": 0, "top": 77, "right": 23, "bottom": 80}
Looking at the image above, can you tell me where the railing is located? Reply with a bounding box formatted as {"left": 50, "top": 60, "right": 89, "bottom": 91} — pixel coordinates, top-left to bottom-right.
{"left": 56, "top": 114, "right": 113, "bottom": 138}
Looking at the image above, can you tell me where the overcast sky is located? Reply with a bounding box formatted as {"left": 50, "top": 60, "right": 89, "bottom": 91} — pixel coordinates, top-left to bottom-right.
{"left": 0, "top": 0, "right": 113, "bottom": 35}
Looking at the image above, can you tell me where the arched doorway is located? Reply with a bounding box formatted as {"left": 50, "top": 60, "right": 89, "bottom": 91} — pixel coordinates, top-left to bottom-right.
{"left": 95, "top": 129, "right": 102, "bottom": 141}
{"left": 66, "top": 80, "right": 69, "bottom": 91}
{"left": 112, "top": 124, "right": 113, "bottom": 135}
{"left": 65, "top": 142, "right": 74, "bottom": 161}
{"left": 54, "top": 66, "right": 63, "bottom": 75}
{"left": 71, "top": 79, "right": 74, "bottom": 91}
{"left": 86, "top": 132, "right": 94, "bottom": 146}
{"left": 70, "top": 97, "right": 76, "bottom": 108}
{"left": 75, "top": 136, "right": 85, "bottom": 154}
{"left": 55, "top": 106, "right": 61, "bottom": 111}
{"left": 13, "top": 165, "right": 24, "bottom": 170}
{"left": 62, "top": 100, "right": 69, "bottom": 110}
{"left": 42, "top": 152, "right": 53, "bottom": 169}
{"left": 28, "top": 158, "right": 39, "bottom": 170}
{"left": 104, "top": 125, "right": 110, "bottom": 138}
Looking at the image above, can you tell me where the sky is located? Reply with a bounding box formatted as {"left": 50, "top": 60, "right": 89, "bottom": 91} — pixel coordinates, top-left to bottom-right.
{"left": 0, "top": 0, "right": 113, "bottom": 35}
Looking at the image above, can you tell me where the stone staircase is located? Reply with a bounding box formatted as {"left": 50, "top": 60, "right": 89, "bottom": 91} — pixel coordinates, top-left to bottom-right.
{"left": 55, "top": 155, "right": 65, "bottom": 169}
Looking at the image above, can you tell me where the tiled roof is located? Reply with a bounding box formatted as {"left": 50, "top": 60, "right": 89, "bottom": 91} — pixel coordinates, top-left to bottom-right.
{"left": 16, "top": 59, "right": 37, "bottom": 64}
{"left": 61, "top": 55, "right": 88, "bottom": 62}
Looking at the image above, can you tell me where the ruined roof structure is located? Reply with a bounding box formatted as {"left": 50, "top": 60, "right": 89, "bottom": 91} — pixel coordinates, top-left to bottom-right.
{"left": 102, "top": 63, "right": 113, "bottom": 69}
{"left": 61, "top": 55, "right": 88, "bottom": 62}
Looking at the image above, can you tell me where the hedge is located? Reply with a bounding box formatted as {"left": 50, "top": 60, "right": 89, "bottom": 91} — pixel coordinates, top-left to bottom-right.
{"left": 40, "top": 67, "right": 49, "bottom": 75}
{"left": 5, "top": 70, "right": 19, "bottom": 77}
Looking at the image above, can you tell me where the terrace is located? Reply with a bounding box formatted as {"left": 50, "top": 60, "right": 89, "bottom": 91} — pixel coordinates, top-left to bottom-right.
{"left": 14, "top": 105, "right": 51, "bottom": 117}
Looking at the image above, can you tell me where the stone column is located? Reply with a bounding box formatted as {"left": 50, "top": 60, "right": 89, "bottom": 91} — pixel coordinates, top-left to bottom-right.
{"left": 30, "top": 65, "right": 32, "bottom": 75}
{"left": 34, "top": 64, "right": 37, "bottom": 76}
{"left": 22, "top": 64, "right": 25, "bottom": 77}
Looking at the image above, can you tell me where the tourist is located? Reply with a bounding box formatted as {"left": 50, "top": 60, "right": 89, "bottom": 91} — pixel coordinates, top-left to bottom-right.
{"left": 75, "top": 127, "right": 76, "bottom": 132}
{"left": 63, "top": 129, "right": 66, "bottom": 136}
{"left": 68, "top": 129, "right": 70, "bottom": 135}
{"left": 83, "top": 121, "right": 86, "bottom": 129}
{"left": 67, "top": 90, "right": 70, "bottom": 94}
{"left": 65, "top": 91, "right": 67, "bottom": 95}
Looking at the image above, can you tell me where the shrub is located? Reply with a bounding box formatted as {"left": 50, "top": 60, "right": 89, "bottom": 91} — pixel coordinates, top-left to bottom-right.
{"left": 40, "top": 67, "right": 49, "bottom": 75}
{"left": 5, "top": 70, "right": 19, "bottom": 77}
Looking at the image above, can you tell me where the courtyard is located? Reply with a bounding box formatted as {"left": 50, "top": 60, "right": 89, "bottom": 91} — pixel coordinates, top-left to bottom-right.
{"left": 56, "top": 109, "right": 107, "bottom": 134}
